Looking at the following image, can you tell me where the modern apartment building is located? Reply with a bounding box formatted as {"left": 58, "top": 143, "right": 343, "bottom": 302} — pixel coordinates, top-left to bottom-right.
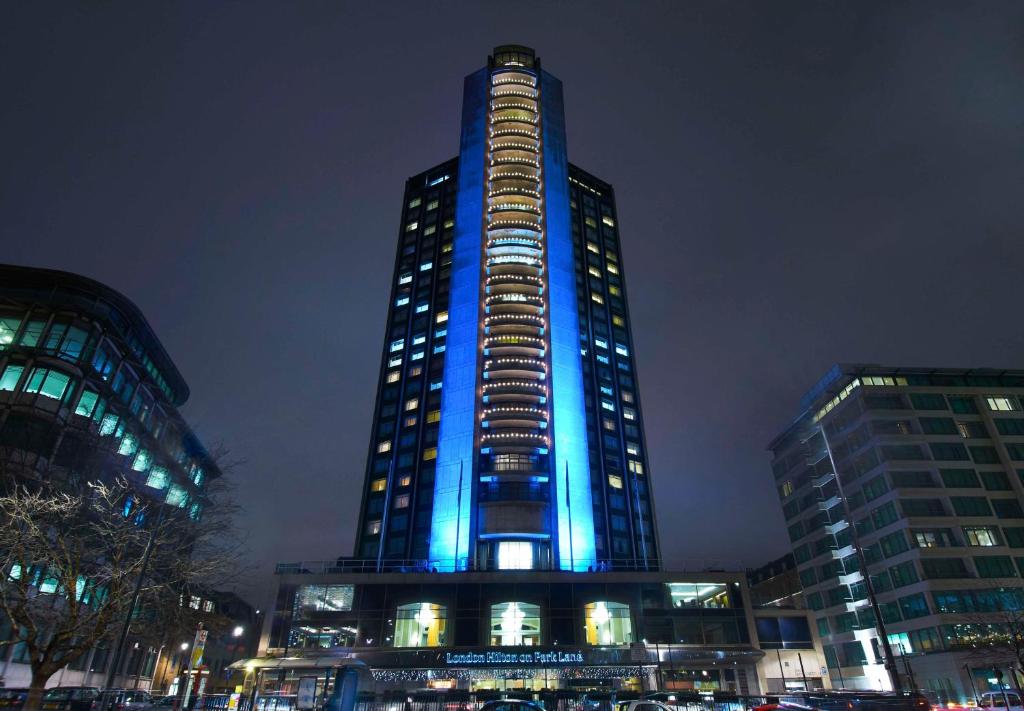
{"left": 769, "top": 364, "right": 1024, "bottom": 701}
{"left": 352, "top": 45, "right": 657, "bottom": 572}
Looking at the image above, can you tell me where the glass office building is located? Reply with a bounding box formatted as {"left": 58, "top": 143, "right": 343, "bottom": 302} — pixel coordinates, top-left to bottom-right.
{"left": 769, "top": 364, "right": 1024, "bottom": 701}
{"left": 353, "top": 46, "right": 656, "bottom": 573}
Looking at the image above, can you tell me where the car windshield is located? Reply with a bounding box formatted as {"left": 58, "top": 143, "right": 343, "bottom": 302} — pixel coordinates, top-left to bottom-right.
{"left": 42, "top": 690, "right": 69, "bottom": 701}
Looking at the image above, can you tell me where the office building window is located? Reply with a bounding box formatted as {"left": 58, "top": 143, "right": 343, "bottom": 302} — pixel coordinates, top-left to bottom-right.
{"left": 24, "top": 367, "right": 72, "bottom": 401}
{"left": 964, "top": 526, "right": 1002, "bottom": 547}
{"left": 987, "top": 397, "right": 1018, "bottom": 412}
{"left": 371, "top": 478, "right": 386, "bottom": 493}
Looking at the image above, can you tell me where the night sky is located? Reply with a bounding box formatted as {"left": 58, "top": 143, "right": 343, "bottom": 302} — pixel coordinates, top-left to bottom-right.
{"left": 3, "top": 1, "right": 1023, "bottom": 608}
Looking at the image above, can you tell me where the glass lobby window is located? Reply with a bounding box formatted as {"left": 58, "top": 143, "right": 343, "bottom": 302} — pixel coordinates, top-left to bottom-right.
{"left": 497, "top": 541, "right": 533, "bottom": 570}
{"left": 294, "top": 584, "right": 355, "bottom": 615}
{"left": 667, "top": 583, "right": 732, "bottom": 609}
{"left": 394, "top": 602, "right": 447, "bottom": 647}
{"left": 584, "top": 601, "right": 633, "bottom": 645}
{"left": 490, "top": 602, "right": 541, "bottom": 646}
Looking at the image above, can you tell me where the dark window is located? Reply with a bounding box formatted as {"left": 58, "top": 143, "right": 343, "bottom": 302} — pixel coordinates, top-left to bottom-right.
{"left": 911, "top": 394, "right": 948, "bottom": 410}
{"left": 992, "top": 499, "right": 1024, "bottom": 519}
{"left": 951, "top": 496, "right": 992, "bottom": 517}
{"left": 921, "top": 558, "right": 969, "bottom": 579}
{"left": 941, "top": 468, "right": 980, "bottom": 488}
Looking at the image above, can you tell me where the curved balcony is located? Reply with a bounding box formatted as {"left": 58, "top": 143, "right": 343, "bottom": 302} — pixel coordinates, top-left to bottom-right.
{"left": 484, "top": 356, "right": 546, "bottom": 381}
{"left": 491, "top": 109, "right": 537, "bottom": 125}
{"left": 490, "top": 98, "right": 538, "bottom": 114}
{"left": 491, "top": 72, "right": 536, "bottom": 88}
{"left": 489, "top": 165, "right": 540, "bottom": 182}
{"left": 490, "top": 126, "right": 539, "bottom": 140}
{"left": 491, "top": 86, "right": 538, "bottom": 100}
{"left": 480, "top": 429, "right": 548, "bottom": 446}
{"left": 482, "top": 404, "right": 548, "bottom": 428}
{"left": 490, "top": 138, "right": 539, "bottom": 154}
{"left": 484, "top": 335, "right": 545, "bottom": 359}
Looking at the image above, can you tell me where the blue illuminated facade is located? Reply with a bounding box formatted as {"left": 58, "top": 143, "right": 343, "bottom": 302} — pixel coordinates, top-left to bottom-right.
{"left": 355, "top": 46, "right": 658, "bottom": 572}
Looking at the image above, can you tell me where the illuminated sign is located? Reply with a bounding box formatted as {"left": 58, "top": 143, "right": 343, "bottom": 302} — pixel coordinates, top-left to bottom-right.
{"left": 444, "top": 650, "right": 585, "bottom": 666}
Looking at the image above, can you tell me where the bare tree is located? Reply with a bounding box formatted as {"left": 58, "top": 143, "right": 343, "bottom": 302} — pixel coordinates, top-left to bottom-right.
{"left": 0, "top": 466, "right": 246, "bottom": 711}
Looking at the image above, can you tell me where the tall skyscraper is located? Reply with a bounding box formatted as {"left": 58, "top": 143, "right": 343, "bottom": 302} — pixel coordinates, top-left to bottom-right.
{"left": 770, "top": 364, "right": 1024, "bottom": 699}
{"left": 353, "top": 46, "right": 658, "bottom": 572}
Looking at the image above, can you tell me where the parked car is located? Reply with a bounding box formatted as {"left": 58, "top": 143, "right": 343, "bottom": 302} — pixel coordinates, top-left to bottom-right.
{"left": 103, "top": 690, "right": 156, "bottom": 711}
{"left": 614, "top": 701, "right": 677, "bottom": 711}
{"left": 40, "top": 688, "right": 100, "bottom": 711}
{"left": 774, "top": 691, "right": 932, "bottom": 711}
{"left": 980, "top": 691, "right": 1023, "bottom": 711}
{"left": 478, "top": 700, "right": 545, "bottom": 711}
{"left": 580, "top": 693, "right": 616, "bottom": 711}
{"left": 0, "top": 690, "right": 30, "bottom": 711}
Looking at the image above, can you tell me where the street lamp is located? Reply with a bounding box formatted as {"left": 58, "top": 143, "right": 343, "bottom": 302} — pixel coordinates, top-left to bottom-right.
{"left": 232, "top": 626, "right": 244, "bottom": 638}
{"left": 180, "top": 642, "right": 189, "bottom": 651}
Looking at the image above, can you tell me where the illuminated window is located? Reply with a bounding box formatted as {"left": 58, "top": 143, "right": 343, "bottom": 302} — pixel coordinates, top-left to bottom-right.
{"left": 131, "top": 450, "right": 151, "bottom": 472}
{"left": 394, "top": 494, "right": 410, "bottom": 509}
{"left": 444, "top": 219, "right": 454, "bottom": 229}
{"left": 146, "top": 467, "right": 169, "bottom": 490}
{"left": 430, "top": 381, "right": 442, "bottom": 391}
{"left": 117, "top": 433, "right": 138, "bottom": 457}
{"left": 409, "top": 366, "right": 423, "bottom": 377}
{"left": 73, "top": 389, "right": 100, "bottom": 417}
{"left": 436, "top": 311, "right": 448, "bottom": 323}
{"left": 497, "top": 541, "right": 533, "bottom": 570}
{"left": 423, "top": 447, "right": 437, "bottom": 461}
{"left": 667, "top": 582, "right": 731, "bottom": 608}
{"left": 623, "top": 408, "right": 636, "bottom": 421}
{"left": 628, "top": 460, "right": 644, "bottom": 475}
{"left": 408, "top": 197, "right": 421, "bottom": 209}
{"left": 386, "top": 371, "right": 400, "bottom": 383}
{"left": 405, "top": 221, "right": 418, "bottom": 232}
{"left": 594, "top": 337, "right": 608, "bottom": 349}
{"left": 427, "top": 200, "right": 439, "bottom": 211}
{"left": 427, "top": 410, "right": 440, "bottom": 423}
{"left": 399, "top": 475, "right": 412, "bottom": 487}
{"left": 0, "top": 364, "right": 24, "bottom": 392}
{"left": 394, "top": 602, "right": 447, "bottom": 647}
{"left": 371, "top": 478, "right": 386, "bottom": 492}
{"left": 601, "top": 400, "right": 615, "bottom": 411}
{"left": 621, "top": 391, "right": 634, "bottom": 403}
{"left": 584, "top": 601, "right": 632, "bottom": 645}
{"left": 489, "top": 601, "right": 541, "bottom": 645}
{"left": 367, "top": 520, "right": 381, "bottom": 535}
{"left": 387, "top": 356, "right": 402, "bottom": 368}
{"left": 607, "top": 263, "right": 619, "bottom": 275}
{"left": 24, "top": 367, "right": 71, "bottom": 401}
{"left": 615, "top": 344, "right": 629, "bottom": 357}
{"left": 420, "top": 261, "right": 433, "bottom": 271}
{"left": 405, "top": 398, "right": 419, "bottom": 411}
{"left": 987, "top": 397, "right": 1018, "bottom": 412}
{"left": 424, "top": 224, "right": 436, "bottom": 236}
{"left": 602, "top": 216, "right": 615, "bottom": 227}
{"left": 295, "top": 585, "right": 355, "bottom": 615}
{"left": 377, "top": 440, "right": 392, "bottom": 453}
{"left": 603, "top": 418, "right": 616, "bottom": 431}
{"left": 396, "top": 296, "right": 410, "bottom": 307}
{"left": 585, "top": 217, "right": 597, "bottom": 228}
{"left": 608, "top": 475, "right": 623, "bottom": 489}
{"left": 412, "top": 334, "right": 426, "bottom": 345}
{"left": 390, "top": 339, "right": 405, "bottom": 352}
{"left": 398, "top": 273, "right": 412, "bottom": 285}
{"left": 591, "top": 292, "right": 604, "bottom": 305}
{"left": 415, "top": 303, "right": 429, "bottom": 313}
{"left": 411, "top": 351, "right": 424, "bottom": 361}
{"left": 964, "top": 526, "right": 1001, "bottom": 547}
{"left": 780, "top": 480, "right": 794, "bottom": 497}
{"left": 587, "top": 242, "right": 600, "bottom": 254}
{"left": 588, "top": 266, "right": 601, "bottom": 278}
{"left": 404, "top": 415, "right": 417, "bottom": 427}
{"left": 612, "top": 314, "right": 625, "bottom": 327}
{"left": 626, "top": 443, "right": 640, "bottom": 456}
{"left": 609, "top": 286, "right": 621, "bottom": 297}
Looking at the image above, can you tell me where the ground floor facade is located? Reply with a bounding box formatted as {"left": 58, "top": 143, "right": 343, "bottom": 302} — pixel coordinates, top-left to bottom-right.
{"left": 233, "top": 568, "right": 825, "bottom": 710}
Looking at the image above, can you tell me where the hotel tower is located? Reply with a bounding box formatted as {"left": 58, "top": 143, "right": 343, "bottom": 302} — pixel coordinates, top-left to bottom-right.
{"left": 353, "top": 45, "right": 658, "bottom": 573}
